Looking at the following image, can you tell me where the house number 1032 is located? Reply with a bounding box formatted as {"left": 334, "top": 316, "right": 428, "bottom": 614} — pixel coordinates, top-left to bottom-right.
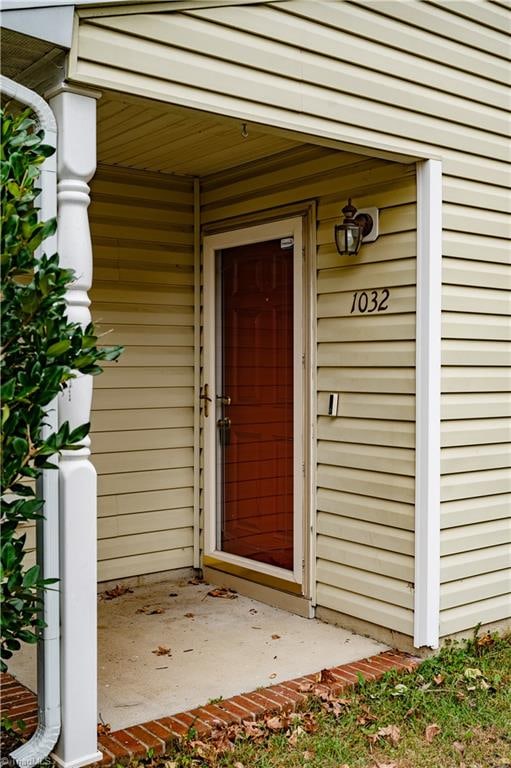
{"left": 350, "top": 288, "right": 390, "bottom": 314}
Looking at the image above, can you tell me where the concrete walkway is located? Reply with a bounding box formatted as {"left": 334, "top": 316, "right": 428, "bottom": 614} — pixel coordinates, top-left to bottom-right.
{"left": 10, "top": 577, "right": 387, "bottom": 732}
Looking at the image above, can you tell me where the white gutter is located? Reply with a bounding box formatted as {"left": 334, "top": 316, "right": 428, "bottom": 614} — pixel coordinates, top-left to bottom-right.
{"left": 1, "top": 76, "right": 62, "bottom": 766}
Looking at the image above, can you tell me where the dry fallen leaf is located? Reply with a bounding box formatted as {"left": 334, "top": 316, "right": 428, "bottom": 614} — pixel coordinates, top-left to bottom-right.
{"left": 320, "top": 668, "right": 337, "bottom": 684}
{"left": 266, "top": 716, "right": 284, "bottom": 730}
{"left": 97, "top": 722, "right": 111, "bottom": 737}
{"left": 452, "top": 741, "right": 465, "bottom": 754}
{"left": 152, "top": 645, "right": 171, "bottom": 656}
{"left": 371, "top": 763, "right": 398, "bottom": 768}
{"left": 301, "top": 713, "right": 318, "bottom": 734}
{"left": 476, "top": 632, "right": 494, "bottom": 651}
{"left": 374, "top": 724, "right": 401, "bottom": 746}
{"left": 287, "top": 725, "right": 305, "bottom": 747}
{"left": 101, "top": 584, "right": 133, "bottom": 600}
{"left": 207, "top": 587, "right": 238, "bottom": 599}
{"left": 357, "top": 705, "right": 378, "bottom": 726}
{"left": 271, "top": 634, "right": 281, "bottom": 640}
{"left": 425, "top": 723, "right": 441, "bottom": 743}
{"left": 433, "top": 673, "right": 445, "bottom": 685}
{"left": 136, "top": 605, "right": 164, "bottom": 615}
{"left": 241, "top": 720, "right": 264, "bottom": 738}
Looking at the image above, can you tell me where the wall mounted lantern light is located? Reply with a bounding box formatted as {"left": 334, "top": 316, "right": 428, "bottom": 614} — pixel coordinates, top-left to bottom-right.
{"left": 334, "top": 198, "right": 379, "bottom": 256}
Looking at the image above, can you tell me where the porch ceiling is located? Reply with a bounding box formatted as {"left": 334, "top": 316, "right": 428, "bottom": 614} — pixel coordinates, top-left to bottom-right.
{"left": 97, "top": 90, "right": 306, "bottom": 177}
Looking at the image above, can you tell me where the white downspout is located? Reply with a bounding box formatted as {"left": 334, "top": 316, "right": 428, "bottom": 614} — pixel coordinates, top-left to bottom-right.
{"left": 193, "top": 177, "right": 201, "bottom": 570}
{"left": 0, "top": 75, "right": 62, "bottom": 765}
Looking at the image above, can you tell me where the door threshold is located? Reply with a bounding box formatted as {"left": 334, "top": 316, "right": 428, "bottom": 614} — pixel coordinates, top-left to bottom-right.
{"left": 203, "top": 565, "right": 314, "bottom": 618}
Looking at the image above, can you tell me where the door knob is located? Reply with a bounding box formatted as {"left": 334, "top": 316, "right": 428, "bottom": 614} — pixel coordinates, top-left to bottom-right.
{"left": 216, "top": 394, "right": 231, "bottom": 405}
{"left": 217, "top": 416, "right": 231, "bottom": 446}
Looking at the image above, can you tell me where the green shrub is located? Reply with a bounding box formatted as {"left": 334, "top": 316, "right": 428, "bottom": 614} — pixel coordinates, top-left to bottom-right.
{"left": 0, "top": 106, "right": 122, "bottom": 671}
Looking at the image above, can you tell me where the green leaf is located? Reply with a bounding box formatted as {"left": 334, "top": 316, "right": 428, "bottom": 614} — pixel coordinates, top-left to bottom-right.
{"left": 38, "top": 144, "right": 56, "bottom": 158}
{"left": 6, "top": 180, "right": 21, "bottom": 198}
{"left": 68, "top": 422, "right": 90, "bottom": 443}
{"left": 22, "top": 565, "right": 40, "bottom": 589}
{"left": 47, "top": 340, "right": 71, "bottom": 357}
{"left": 12, "top": 437, "right": 28, "bottom": 456}
{"left": 1, "top": 379, "right": 15, "bottom": 400}
{"left": 2, "top": 544, "right": 17, "bottom": 570}
{"left": 1, "top": 404, "right": 10, "bottom": 425}
{"left": 41, "top": 217, "right": 57, "bottom": 239}
{"left": 9, "top": 152, "right": 25, "bottom": 181}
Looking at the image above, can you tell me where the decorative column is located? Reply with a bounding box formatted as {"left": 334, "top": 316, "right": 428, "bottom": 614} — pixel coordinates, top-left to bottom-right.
{"left": 47, "top": 84, "right": 102, "bottom": 768}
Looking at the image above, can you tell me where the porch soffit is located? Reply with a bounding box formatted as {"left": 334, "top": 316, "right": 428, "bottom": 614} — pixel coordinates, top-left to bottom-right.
{"left": 96, "top": 89, "right": 310, "bottom": 177}
{"left": 0, "top": 28, "right": 65, "bottom": 92}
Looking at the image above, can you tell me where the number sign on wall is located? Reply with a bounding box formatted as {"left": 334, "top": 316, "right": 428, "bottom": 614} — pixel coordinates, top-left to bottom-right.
{"left": 350, "top": 288, "right": 390, "bottom": 314}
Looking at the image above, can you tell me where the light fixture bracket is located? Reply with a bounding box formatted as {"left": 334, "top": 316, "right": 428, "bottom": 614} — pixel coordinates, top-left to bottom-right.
{"left": 356, "top": 206, "right": 379, "bottom": 243}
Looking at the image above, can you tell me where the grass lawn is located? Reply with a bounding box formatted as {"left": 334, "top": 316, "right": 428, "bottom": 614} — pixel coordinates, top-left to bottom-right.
{"left": 139, "top": 630, "right": 510, "bottom": 768}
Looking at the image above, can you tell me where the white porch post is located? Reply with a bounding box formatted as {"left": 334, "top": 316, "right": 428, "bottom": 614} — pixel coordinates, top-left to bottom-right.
{"left": 47, "top": 84, "right": 102, "bottom": 768}
{"left": 414, "top": 159, "right": 442, "bottom": 649}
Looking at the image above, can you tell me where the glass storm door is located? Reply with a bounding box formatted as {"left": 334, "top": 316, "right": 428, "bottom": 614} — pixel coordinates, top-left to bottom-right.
{"left": 218, "top": 239, "right": 294, "bottom": 571}
{"left": 203, "top": 219, "right": 304, "bottom": 588}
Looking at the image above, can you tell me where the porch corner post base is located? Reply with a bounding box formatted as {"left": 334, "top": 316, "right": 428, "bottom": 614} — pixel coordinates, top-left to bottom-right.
{"left": 48, "top": 83, "right": 101, "bottom": 768}
{"left": 52, "top": 750, "right": 103, "bottom": 768}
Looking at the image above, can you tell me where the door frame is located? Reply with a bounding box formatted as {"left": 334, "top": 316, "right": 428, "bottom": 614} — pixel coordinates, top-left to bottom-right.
{"left": 203, "top": 217, "right": 306, "bottom": 592}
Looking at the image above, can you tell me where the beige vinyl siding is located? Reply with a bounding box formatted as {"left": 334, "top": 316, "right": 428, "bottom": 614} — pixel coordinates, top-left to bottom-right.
{"left": 71, "top": 0, "right": 511, "bottom": 638}
{"left": 437, "top": 20, "right": 511, "bottom": 634}
{"left": 202, "top": 146, "right": 417, "bottom": 636}
{"left": 89, "top": 166, "right": 195, "bottom": 582}
{"left": 439, "top": 220, "right": 511, "bottom": 634}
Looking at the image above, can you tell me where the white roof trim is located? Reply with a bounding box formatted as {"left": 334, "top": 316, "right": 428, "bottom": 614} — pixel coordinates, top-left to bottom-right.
{"left": 1, "top": 6, "right": 74, "bottom": 48}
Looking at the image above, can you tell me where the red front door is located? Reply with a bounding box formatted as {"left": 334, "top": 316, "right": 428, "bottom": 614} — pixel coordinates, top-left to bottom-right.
{"left": 217, "top": 238, "right": 294, "bottom": 571}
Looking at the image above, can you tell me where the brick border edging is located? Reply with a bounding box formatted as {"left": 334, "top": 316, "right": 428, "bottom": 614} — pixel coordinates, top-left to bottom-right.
{"left": 0, "top": 675, "right": 38, "bottom": 733}
{"left": 1, "top": 651, "right": 420, "bottom": 766}
{"left": 98, "top": 650, "right": 420, "bottom": 765}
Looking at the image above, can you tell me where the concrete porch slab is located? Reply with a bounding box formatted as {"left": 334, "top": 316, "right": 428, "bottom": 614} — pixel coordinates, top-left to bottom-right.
{"left": 97, "top": 579, "right": 388, "bottom": 731}
{"left": 8, "top": 577, "right": 388, "bottom": 732}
